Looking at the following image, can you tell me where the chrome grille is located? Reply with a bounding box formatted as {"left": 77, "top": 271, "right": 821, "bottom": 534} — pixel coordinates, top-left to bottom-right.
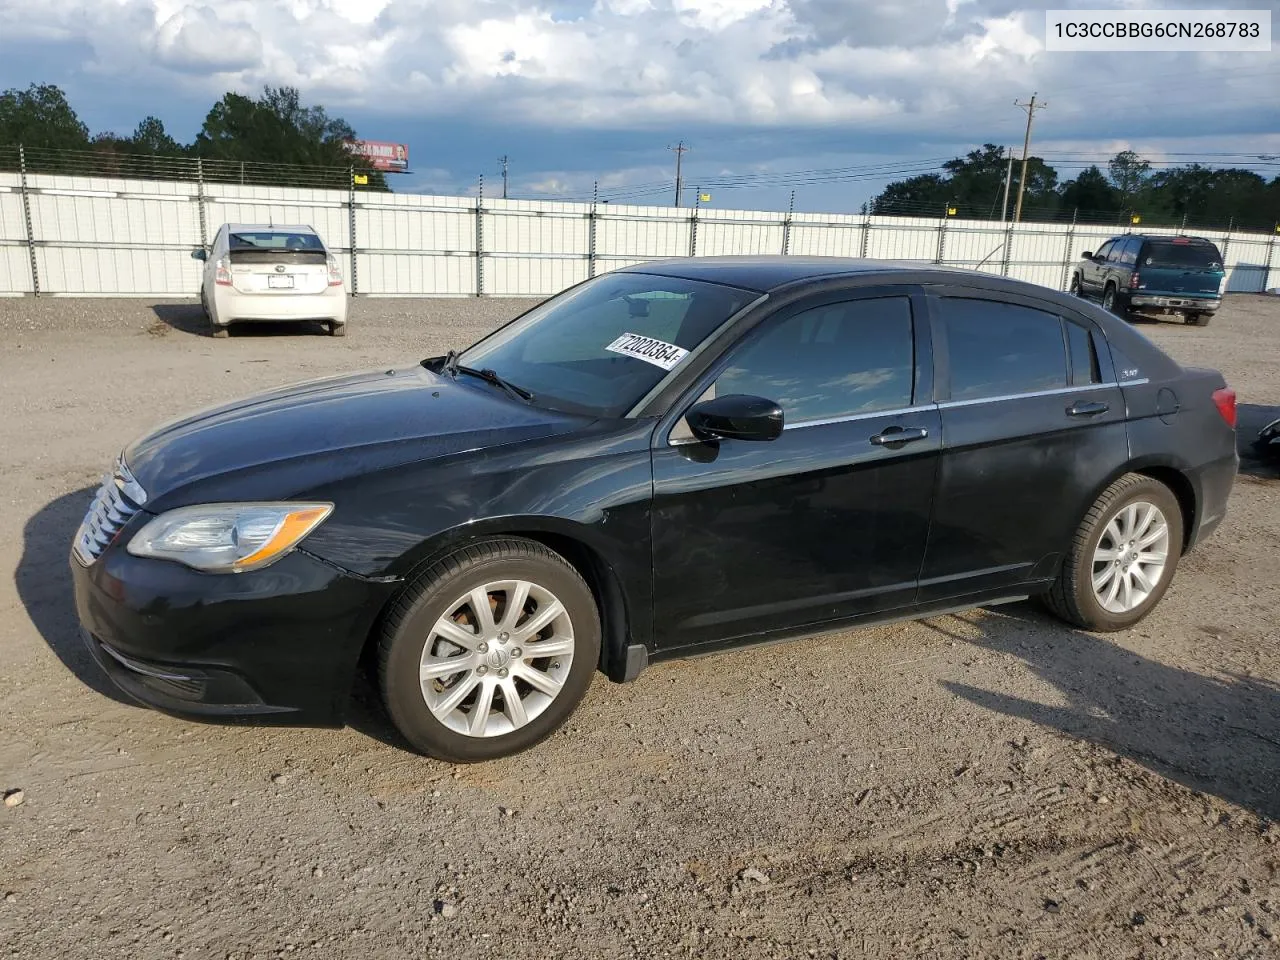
{"left": 73, "top": 461, "right": 145, "bottom": 566}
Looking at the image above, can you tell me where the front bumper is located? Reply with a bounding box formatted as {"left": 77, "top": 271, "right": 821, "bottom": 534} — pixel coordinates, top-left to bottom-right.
{"left": 1129, "top": 294, "right": 1220, "bottom": 312}
{"left": 71, "top": 535, "right": 396, "bottom": 725}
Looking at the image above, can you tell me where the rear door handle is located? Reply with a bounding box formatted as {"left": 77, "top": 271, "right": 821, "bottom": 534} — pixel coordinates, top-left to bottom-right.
{"left": 870, "top": 426, "right": 929, "bottom": 446}
{"left": 1067, "top": 400, "right": 1109, "bottom": 417}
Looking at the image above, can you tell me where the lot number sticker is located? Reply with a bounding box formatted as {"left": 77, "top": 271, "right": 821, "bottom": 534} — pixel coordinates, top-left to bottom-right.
{"left": 605, "top": 332, "right": 689, "bottom": 370}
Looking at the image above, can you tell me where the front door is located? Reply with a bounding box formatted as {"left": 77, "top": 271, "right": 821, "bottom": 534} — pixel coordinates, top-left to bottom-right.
{"left": 649, "top": 290, "right": 940, "bottom": 651}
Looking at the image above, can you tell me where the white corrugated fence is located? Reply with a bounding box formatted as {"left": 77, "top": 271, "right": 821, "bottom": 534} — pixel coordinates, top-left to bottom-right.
{"left": 1, "top": 171, "right": 1277, "bottom": 298}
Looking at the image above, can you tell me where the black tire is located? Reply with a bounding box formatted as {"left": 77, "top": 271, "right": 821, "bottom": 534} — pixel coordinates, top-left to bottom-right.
{"left": 1101, "top": 283, "right": 1122, "bottom": 316}
{"left": 1068, "top": 274, "right": 1082, "bottom": 297}
{"left": 1041, "top": 474, "right": 1184, "bottom": 632}
{"left": 1186, "top": 312, "right": 1211, "bottom": 327}
{"left": 378, "top": 538, "right": 600, "bottom": 762}
{"left": 329, "top": 322, "right": 347, "bottom": 337}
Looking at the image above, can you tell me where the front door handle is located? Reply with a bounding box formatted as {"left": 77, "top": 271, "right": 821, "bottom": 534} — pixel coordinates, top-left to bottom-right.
{"left": 1067, "top": 400, "right": 1110, "bottom": 417}
{"left": 870, "top": 426, "right": 929, "bottom": 446}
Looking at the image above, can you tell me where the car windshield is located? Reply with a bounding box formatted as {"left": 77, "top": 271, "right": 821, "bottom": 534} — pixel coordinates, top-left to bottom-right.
{"left": 229, "top": 232, "right": 324, "bottom": 251}
{"left": 460, "top": 272, "right": 758, "bottom": 417}
{"left": 1143, "top": 241, "right": 1222, "bottom": 270}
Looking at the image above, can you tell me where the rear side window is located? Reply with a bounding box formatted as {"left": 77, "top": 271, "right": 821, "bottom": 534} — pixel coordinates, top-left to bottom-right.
{"left": 715, "top": 296, "right": 915, "bottom": 423}
{"left": 938, "top": 298, "right": 1067, "bottom": 402}
{"left": 1117, "top": 237, "right": 1138, "bottom": 265}
{"left": 1066, "top": 321, "right": 1102, "bottom": 385}
{"left": 1142, "top": 240, "right": 1223, "bottom": 270}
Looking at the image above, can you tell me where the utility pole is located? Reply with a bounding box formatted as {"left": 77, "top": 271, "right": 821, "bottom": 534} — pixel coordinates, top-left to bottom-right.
{"left": 1013, "top": 94, "right": 1046, "bottom": 222}
{"left": 498, "top": 155, "right": 509, "bottom": 200}
{"left": 668, "top": 141, "right": 688, "bottom": 207}
{"left": 1000, "top": 146, "right": 1014, "bottom": 222}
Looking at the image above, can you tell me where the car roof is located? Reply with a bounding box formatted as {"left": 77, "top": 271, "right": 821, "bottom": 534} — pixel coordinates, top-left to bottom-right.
{"left": 225, "top": 224, "right": 318, "bottom": 234}
{"left": 1112, "top": 234, "right": 1217, "bottom": 244}
{"left": 616, "top": 256, "right": 988, "bottom": 293}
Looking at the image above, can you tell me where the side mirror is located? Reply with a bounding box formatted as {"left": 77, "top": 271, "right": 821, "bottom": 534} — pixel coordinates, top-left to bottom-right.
{"left": 686, "top": 394, "right": 783, "bottom": 442}
{"left": 191, "top": 248, "right": 207, "bottom": 261}
{"left": 1080, "top": 251, "right": 1093, "bottom": 261}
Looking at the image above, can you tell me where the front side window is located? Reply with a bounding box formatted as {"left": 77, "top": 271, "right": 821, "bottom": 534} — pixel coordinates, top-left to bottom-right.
{"left": 938, "top": 298, "right": 1068, "bottom": 402}
{"left": 461, "top": 272, "right": 757, "bottom": 417}
{"left": 1094, "top": 241, "right": 1115, "bottom": 261}
{"left": 711, "top": 296, "right": 915, "bottom": 424}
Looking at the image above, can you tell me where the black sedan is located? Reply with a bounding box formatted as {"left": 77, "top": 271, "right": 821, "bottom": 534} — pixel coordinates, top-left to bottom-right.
{"left": 71, "top": 257, "right": 1239, "bottom": 761}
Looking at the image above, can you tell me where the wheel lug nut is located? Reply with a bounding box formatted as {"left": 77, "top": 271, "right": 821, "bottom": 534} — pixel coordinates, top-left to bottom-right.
{"left": 477, "top": 665, "right": 488, "bottom": 675}
{"left": 498, "top": 667, "right": 509, "bottom": 678}
{"left": 478, "top": 642, "right": 489, "bottom": 653}
{"left": 511, "top": 647, "right": 522, "bottom": 658}
{"left": 499, "top": 632, "right": 509, "bottom": 642}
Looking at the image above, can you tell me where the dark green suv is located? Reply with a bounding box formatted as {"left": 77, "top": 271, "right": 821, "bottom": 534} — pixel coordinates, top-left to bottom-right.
{"left": 1069, "top": 234, "right": 1225, "bottom": 326}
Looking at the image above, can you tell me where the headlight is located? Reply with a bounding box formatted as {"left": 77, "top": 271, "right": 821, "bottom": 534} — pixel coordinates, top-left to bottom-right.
{"left": 127, "top": 502, "right": 333, "bottom": 573}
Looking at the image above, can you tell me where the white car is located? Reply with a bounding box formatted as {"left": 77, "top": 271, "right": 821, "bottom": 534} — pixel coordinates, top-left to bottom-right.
{"left": 195, "top": 224, "right": 348, "bottom": 338}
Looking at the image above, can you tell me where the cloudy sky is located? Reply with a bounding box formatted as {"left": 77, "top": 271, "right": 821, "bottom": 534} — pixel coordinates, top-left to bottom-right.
{"left": 1, "top": 0, "right": 1277, "bottom": 211}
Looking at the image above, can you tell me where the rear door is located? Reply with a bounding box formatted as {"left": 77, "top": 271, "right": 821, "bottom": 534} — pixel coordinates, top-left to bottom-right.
{"left": 226, "top": 230, "right": 330, "bottom": 295}
{"left": 917, "top": 287, "right": 1128, "bottom": 601}
{"left": 1136, "top": 238, "right": 1225, "bottom": 297}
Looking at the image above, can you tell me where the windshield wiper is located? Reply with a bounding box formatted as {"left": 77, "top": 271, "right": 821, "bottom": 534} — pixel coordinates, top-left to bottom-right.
{"left": 424, "top": 350, "right": 534, "bottom": 403}
{"left": 454, "top": 364, "right": 536, "bottom": 403}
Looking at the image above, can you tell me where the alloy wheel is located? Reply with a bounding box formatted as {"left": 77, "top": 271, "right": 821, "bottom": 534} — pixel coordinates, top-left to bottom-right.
{"left": 1091, "top": 501, "right": 1170, "bottom": 614}
{"left": 418, "top": 580, "right": 576, "bottom": 737}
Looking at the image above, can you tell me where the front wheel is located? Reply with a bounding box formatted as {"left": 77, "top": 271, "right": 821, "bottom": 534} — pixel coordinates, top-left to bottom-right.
{"left": 378, "top": 538, "right": 600, "bottom": 762}
{"left": 1041, "top": 474, "right": 1184, "bottom": 632}
{"left": 1068, "top": 274, "right": 1082, "bottom": 297}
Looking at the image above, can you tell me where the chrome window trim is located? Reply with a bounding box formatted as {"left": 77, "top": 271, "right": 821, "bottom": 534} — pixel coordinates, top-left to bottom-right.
{"left": 782, "top": 404, "right": 936, "bottom": 432}
{"left": 938, "top": 378, "right": 1147, "bottom": 410}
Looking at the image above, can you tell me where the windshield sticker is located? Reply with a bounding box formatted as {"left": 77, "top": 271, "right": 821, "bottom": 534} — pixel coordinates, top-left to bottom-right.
{"left": 606, "top": 332, "right": 689, "bottom": 371}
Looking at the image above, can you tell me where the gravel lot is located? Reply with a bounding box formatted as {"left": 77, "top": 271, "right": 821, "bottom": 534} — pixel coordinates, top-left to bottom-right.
{"left": 1, "top": 293, "right": 1278, "bottom": 960}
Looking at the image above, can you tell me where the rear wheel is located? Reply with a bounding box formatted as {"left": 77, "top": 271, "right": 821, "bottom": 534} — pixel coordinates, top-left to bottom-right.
{"left": 1068, "top": 274, "right": 1082, "bottom": 297}
{"left": 1101, "top": 283, "right": 1120, "bottom": 315}
{"left": 378, "top": 538, "right": 600, "bottom": 762}
{"left": 1042, "top": 474, "right": 1184, "bottom": 632}
{"left": 1186, "top": 312, "right": 1211, "bottom": 327}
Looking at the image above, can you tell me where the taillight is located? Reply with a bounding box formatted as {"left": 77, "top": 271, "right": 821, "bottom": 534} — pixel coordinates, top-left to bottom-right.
{"left": 327, "top": 257, "right": 343, "bottom": 287}
{"left": 1129, "top": 271, "right": 1140, "bottom": 289}
{"left": 214, "top": 259, "right": 231, "bottom": 286}
{"left": 1212, "top": 387, "right": 1237, "bottom": 429}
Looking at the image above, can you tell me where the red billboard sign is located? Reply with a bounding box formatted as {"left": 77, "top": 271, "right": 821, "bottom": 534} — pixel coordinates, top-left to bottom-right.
{"left": 346, "top": 140, "right": 409, "bottom": 172}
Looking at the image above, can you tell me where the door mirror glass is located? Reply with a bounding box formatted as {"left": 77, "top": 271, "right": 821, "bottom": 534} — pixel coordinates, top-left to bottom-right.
{"left": 686, "top": 394, "right": 783, "bottom": 442}
{"left": 192, "top": 247, "right": 207, "bottom": 261}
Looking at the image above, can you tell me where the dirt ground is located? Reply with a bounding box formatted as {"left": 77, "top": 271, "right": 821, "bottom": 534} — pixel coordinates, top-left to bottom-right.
{"left": 1, "top": 292, "right": 1278, "bottom": 960}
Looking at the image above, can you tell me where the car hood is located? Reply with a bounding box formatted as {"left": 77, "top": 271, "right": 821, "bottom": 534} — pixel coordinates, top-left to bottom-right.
{"left": 123, "top": 365, "right": 589, "bottom": 510}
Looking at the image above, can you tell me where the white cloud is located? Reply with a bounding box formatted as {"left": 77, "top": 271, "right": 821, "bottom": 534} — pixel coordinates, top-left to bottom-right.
{"left": 154, "top": 5, "right": 263, "bottom": 73}
{"left": 0, "top": 0, "right": 1275, "bottom": 146}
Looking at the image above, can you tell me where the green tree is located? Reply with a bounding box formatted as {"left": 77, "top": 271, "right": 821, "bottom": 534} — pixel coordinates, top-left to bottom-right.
{"left": 1107, "top": 150, "right": 1151, "bottom": 211}
{"left": 130, "top": 116, "right": 184, "bottom": 156}
{"left": 872, "top": 173, "right": 950, "bottom": 214}
{"left": 1059, "top": 165, "right": 1119, "bottom": 219}
{"left": 193, "top": 86, "right": 386, "bottom": 189}
{"left": 0, "top": 83, "right": 90, "bottom": 151}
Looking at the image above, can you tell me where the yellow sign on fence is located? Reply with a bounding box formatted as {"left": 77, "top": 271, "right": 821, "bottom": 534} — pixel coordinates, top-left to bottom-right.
{"left": 699, "top": 193, "right": 711, "bottom": 203}
{"left": 353, "top": 174, "right": 369, "bottom": 185}
{"left": 1130, "top": 214, "right": 1141, "bottom": 225}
